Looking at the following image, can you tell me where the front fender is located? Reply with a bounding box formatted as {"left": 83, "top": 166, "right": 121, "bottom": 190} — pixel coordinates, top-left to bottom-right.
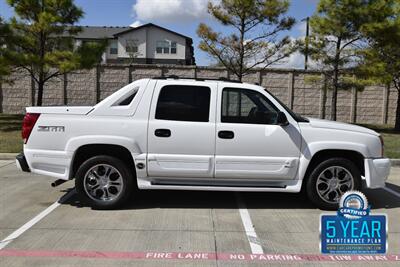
{"left": 297, "top": 141, "right": 368, "bottom": 185}
{"left": 304, "top": 141, "right": 369, "bottom": 159}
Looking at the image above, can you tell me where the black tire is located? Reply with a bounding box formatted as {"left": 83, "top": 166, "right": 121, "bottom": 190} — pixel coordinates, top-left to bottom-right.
{"left": 306, "top": 157, "right": 361, "bottom": 210}
{"left": 75, "top": 155, "right": 134, "bottom": 209}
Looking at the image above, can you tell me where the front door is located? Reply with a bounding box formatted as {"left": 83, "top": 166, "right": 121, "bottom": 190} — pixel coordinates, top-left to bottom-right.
{"left": 147, "top": 80, "right": 217, "bottom": 178}
{"left": 215, "top": 87, "right": 302, "bottom": 180}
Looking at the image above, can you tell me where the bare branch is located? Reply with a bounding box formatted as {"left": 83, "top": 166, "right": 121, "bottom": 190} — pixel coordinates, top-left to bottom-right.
{"left": 43, "top": 71, "right": 61, "bottom": 83}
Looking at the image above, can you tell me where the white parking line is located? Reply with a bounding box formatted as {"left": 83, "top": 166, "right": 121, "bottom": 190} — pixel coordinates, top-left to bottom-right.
{"left": 235, "top": 193, "right": 264, "bottom": 254}
{"left": 0, "top": 161, "right": 14, "bottom": 169}
{"left": 0, "top": 189, "right": 74, "bottom": 250}
{"left": 383, "top": 186, "right": 400, "bottom": 198}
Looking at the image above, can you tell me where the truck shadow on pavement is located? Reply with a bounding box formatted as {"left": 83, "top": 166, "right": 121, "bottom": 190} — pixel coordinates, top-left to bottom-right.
{"left": 61, "top": 183, "right": 400, "bottom": 211}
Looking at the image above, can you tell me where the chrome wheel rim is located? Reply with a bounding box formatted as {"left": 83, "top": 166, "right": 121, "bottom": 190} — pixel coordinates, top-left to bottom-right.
{"left": 83, "top": 164, "right": 124, "bottom": 202}
{"left": 316, "top": 166, "right": 354, "bottom": 204}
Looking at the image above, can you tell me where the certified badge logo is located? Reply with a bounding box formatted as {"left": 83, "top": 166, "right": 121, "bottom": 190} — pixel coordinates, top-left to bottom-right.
{"left": 338, "top": 191, "right": 370, "bottom": 219}
{"left": 320, "top": 191, "right": 387, "bottom": 254}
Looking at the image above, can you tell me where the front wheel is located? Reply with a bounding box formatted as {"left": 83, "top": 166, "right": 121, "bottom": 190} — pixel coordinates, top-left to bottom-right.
{"left": 75, "top": 155, "right": 134, "bottom": 209}
{"left": 306, "top": 158, "right": 361, "bottom": 210}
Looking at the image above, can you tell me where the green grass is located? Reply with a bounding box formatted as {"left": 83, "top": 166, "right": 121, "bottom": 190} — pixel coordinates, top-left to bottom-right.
{"left": 0, "top": 114, "right": 24, "bottom": 153}
{"left": 358, "top": 124, "right": 400, "bottom": 159}
{"left": 0, "top": 114, "right": 399, "bottom": 158}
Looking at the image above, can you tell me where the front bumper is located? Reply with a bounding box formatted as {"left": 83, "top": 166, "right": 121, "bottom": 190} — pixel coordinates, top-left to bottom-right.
{"left": 16, "top": 153, "right": 30, "bottom": 172}
{"left": 364, "top": 158, "right": 391, "bottom": 188}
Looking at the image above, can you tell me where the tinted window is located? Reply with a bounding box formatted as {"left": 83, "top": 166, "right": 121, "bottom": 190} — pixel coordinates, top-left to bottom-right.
{"left": 113, "top": 87, "right": 139, "bottom": 106}
{"left": 156, "top": 85, "right": 211, "bottom": 122}
{"left": 221, "top": 88, "right": 278, "bottom": 124}
{"left": 118, "top": 92, "right": 136, "bottom": 105}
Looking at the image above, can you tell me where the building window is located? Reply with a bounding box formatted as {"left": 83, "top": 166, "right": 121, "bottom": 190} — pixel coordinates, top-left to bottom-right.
{"left": 126, "top": 40, "right": 138, "bottom": 53}
{"left": 156, "top": 41, "right": 169, "bottom": 54}
{"left": 155, "top": 85, "right": 211, "bottom": 122}
{"left": 109, "top": 40, "right": 118, "bottom": 55}
{"left": 171, "top": 42, "right": 177, "bottom": 54}
{"left": 156, "top": 40, "right": 177, "bottom": 54}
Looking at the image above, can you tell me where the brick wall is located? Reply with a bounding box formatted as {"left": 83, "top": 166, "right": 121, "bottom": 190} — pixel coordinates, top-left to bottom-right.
{"left": 0, "top": 64, "right": 397, "bottom": 125}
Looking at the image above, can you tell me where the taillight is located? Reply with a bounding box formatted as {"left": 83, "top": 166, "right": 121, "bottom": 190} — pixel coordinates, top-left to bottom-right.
{"left": 22, "top": 113, "right": 40, "bottom": 144}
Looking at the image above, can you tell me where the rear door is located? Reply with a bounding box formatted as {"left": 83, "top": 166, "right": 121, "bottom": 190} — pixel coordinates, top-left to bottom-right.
{"left": 215, "top": 86, "right": 302, "bottom": 180}
{"left": 147, "top": 80, "right": 217, "bottom": 178}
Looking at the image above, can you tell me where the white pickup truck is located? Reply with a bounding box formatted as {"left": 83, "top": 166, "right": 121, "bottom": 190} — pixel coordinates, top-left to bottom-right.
{"left": 16, "top": 77, "right": 391, "bottom": 209}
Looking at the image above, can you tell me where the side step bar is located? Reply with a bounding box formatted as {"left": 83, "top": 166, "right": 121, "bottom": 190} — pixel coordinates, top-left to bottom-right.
{"left": 151, "top": 179, "right": 286, "bottom": 188}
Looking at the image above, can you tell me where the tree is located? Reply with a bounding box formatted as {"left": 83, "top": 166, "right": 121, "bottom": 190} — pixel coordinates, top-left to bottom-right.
{"left": 6, "top": 0, "right": 106, "bottom": 106}
{"left": 125, "top": 39, "right": 140, "bottom": 64}
{"left": 197, "top": 0, "right": 295, "bottom": 81}
{"left": 0, "top": 17, "right": 12, "bottom": 82}
{"left": 307, "top": 0, "right": 378, "bottom": 121}
{"left": 357, "top": 0, "right": 400, "bottom": 131}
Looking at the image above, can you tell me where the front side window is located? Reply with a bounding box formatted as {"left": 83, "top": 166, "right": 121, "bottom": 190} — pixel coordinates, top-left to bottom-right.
{"left": 221, "top": 88, "right": 278, "bottom": 124}
{"left": 156, "top": 85, "right": 211, "bottom": 122}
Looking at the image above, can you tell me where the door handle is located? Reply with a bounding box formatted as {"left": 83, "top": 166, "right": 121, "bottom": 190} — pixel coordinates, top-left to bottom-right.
{"left": 218, "top": 130, "right": 234, "bottom": 139}
{"left": 155, "top": 128, "right": 171, "bottom": 137}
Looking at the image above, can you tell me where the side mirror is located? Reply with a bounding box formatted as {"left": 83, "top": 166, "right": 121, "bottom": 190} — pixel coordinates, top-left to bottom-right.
{"left": 277, "top": 111, "right": 289, "bottom": 126}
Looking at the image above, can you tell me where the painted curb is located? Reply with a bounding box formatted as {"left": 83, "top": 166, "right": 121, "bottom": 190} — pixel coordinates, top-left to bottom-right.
{"left": 0, "top": 153, "right": 18, "bottom": 160}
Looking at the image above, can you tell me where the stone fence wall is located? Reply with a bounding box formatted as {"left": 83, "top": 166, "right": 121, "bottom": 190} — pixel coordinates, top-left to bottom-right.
{"left": 0, "top": 64, "right": 397, "bottom": 125}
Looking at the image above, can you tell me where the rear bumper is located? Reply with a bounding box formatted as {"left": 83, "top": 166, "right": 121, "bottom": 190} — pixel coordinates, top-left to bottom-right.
{"left": 364, "top": 158, "right": 391, "bottom": 188}
{"left": 16, "top": 153, "right": 30, "bottom": 172}
{"left": 23, "top": 148, "right": 72, "bottom": 180}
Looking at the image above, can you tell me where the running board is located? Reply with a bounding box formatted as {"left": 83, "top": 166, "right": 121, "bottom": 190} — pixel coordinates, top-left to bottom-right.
{"left": 151, "top": 179, "right": 286, "bottom": 188}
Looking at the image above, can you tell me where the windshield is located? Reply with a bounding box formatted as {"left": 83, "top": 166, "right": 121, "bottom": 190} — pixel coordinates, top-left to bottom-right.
{"left": 264, "top": 89, "right": 309, "bottom": 123}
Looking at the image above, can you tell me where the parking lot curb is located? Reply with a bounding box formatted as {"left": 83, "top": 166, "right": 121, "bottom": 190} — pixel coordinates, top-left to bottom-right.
{"left": 0, "top": 153, "right": 18, "bottom": 160}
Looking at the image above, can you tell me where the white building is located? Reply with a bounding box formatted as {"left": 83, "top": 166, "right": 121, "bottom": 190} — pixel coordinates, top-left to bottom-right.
{"left": 74, "top": 23, "right": 195, "bottom": 65}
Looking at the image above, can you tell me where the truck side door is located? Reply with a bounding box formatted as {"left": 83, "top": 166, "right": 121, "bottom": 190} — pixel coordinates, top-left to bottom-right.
{"left": 215, "top": 86, "right": 302, "bottom": 180}
{"left": 147, "top": 80, "right": 217, "bottom": 178}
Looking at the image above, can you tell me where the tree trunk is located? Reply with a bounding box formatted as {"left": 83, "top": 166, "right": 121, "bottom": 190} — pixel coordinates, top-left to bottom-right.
{"left": 395, "top": 89, "right": 400, "bottom": 132}
{"left": 331, "top": 73, "right": 338, "bottom": 121}
{"left": 238, "top": 17, "right": 245, "bottom": 83}
{"left": 36, "top": 82, "right": 44, "bottom": 106}
{"left": 0, "top": 81, "right": 3, "bottom": 113}
{"left": 331, "top": 38, "right": 342, "bottom": 121}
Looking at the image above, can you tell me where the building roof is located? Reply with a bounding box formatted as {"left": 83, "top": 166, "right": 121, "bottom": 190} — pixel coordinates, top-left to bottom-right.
{"left": 114, "top": 23, "right": 192, "bottom": 41}
{"left": 74, "top": 26, "right": 130, "bottom": 39}
{"left": 73, "top": 23, "right": 192, "bottom": 42}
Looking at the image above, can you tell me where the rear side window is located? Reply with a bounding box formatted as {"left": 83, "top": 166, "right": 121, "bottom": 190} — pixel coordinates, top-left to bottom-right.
{"left": 155, "top": 85, "right": 211, "bottom": 122}
{"left": 118, "top": 92, "right": 137, "bottom": 106}
{"left": 112, "top": 86, "right": 139, "bottom": 106}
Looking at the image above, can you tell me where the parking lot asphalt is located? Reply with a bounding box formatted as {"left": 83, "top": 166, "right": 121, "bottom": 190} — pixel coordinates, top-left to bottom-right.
{"left": 0, "top": 160, "right": 399, "bottom": 267}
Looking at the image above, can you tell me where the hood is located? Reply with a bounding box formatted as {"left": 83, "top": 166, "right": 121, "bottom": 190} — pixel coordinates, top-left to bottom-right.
{"left": 307, "top": 118, "right": 379, "bottom": 136}
{"left": 26, "top": 106, "right": 93, "bottom": 115}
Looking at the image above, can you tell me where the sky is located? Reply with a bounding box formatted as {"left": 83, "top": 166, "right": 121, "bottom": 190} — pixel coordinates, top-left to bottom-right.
{"left": 0, "top": 0, "right": 318, "bottom": 67}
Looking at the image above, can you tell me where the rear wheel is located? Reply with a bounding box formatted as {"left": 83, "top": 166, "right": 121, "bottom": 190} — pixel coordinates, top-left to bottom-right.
{"left": 306, "top": 158, "right": 361, "bottom": 210}
{"left": 75, "top": 155, "right": 134, "bottom": 209}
